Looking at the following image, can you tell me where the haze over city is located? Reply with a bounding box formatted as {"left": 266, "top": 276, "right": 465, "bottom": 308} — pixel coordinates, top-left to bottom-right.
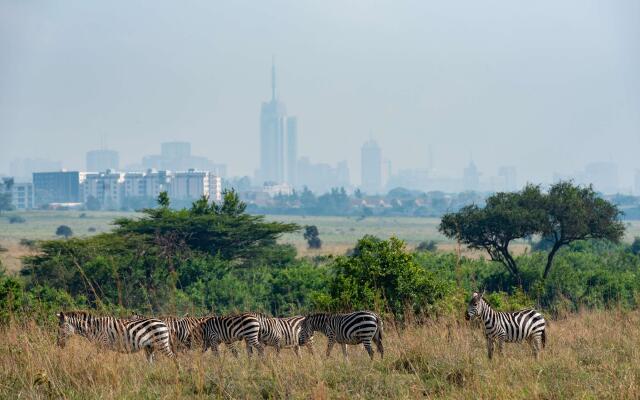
{"left": 2, "top": 1, "right": 639, "bottom": 191}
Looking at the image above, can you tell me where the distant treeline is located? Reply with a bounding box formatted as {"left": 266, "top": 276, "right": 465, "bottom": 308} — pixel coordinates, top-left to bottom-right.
{"left": 246, "top": 186, "right": 640, "bottom": 220}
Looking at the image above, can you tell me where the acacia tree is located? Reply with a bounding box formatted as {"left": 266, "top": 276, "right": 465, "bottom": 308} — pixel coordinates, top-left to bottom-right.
{"left": 439, "top": 185, "right": 545, "bottom": 280}
{"left": 439, "top": 182, "right": 624, "bottom": 281}
{"left": 539, "top": 181, "right": 624, "bottom": 279}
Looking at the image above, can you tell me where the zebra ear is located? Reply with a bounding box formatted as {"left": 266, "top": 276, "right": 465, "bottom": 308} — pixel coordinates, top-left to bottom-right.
{"left": 480, "top": 290, "right": 485, "bottom": 298}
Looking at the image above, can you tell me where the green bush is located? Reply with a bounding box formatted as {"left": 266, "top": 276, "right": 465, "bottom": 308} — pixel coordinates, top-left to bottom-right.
{"left": 322, "top": 236, "right": 453, "bottom": 318}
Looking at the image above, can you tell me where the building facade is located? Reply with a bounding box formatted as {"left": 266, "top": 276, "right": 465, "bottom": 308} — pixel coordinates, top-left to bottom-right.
{"left": 11, "top": 182, "right": 35, "bottom": 210}
{"left": 82, "top": 171, "right": 125, "bottom": 209}
{"left": 33, "top": 171, "right": 81, "bottom": 207}
{"left": 361, "top": 140, "right": 382, "bottom": 194}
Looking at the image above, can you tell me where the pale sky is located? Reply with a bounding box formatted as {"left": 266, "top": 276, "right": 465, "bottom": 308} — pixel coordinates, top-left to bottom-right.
{"left": 1, "top": 1, "right": 639, "bottom": 187}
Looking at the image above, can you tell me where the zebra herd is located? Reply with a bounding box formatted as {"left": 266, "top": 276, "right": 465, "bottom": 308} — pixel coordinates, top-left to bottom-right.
{"left": 56, "top": 292, "right": 547, "bottom": 363}
{"left": 55, "top": 310, "right": 383, "bottom": 363}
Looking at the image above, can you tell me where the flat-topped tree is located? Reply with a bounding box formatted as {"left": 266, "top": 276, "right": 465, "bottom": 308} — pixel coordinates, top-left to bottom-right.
{"left": 439, "top": 182, "right": 625, "bottom": 282}
{"left": 439, "top": 185, "right": 546, "bottom": 281}
{"left": 540, "top": 181, "right": 624, "bottom": 279}
{"left": 114, "top": 190, "right": 299, "bottom": 262}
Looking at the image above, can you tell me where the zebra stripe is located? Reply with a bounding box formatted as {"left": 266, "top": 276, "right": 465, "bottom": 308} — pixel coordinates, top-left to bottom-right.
{"left": 465, "top": 292, "right": 546, "bottom": 359}
{"left": 299, "top": 311, "right": 384, "bottom": 360}
{"left": 56, "top": 311, "right": 175, "bottom": 362}
{"left": 254, "top": 315, "right": 315, "bottom": 356}
{"left": 128, "top": 314, "right": 204, "bottom": 352}
{"left": 199, "top": 313, "right": 264, "bottom": 357}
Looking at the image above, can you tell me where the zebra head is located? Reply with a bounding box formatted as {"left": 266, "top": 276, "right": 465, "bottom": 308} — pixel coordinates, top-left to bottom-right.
{"left": 465, "top": 291, "right": 485, "bottom": 320}
{"left": 56, "top": 311, "right": 77, "bottom": 348}
{"left": 299, "top": 315, "right": 323, "bottom": 345}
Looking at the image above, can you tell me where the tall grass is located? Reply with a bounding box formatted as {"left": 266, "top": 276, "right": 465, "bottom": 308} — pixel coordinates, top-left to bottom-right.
{"left": 2, "top": 310, "right": 640, "bottom": 399}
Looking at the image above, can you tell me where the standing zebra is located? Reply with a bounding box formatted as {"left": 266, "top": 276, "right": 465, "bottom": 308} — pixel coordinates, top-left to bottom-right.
{"left": 56, "top": 311, "right": 175, "bottom": 363}
{"left": 465, "top": 291, "right": 546, "bottom": 359}
{"left": 253, "top": 315, "right": 315, "bottom": 356}
{"left": 199, "top": 313, "right": 264, "bottom": 357}
{"left": 128, "top": 314, "right": 204, "bottom": 352}
{"left": 299, "top": 311, "right": 383, "bottom": 360}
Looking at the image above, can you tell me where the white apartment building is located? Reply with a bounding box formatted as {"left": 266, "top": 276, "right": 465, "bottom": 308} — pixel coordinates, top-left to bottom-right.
{"left": 169, "top": 170, "right": 222, "bottom": 202}
{"left": 11, "top": 182, "right": 34, "bottom": 210}
{"left": 82, "top": 170, "right": 125, "bottom": 209}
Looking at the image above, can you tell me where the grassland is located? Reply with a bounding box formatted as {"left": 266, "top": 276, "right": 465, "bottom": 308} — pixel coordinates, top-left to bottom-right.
{"left": 3, "top": 210, "right": 640, "bottom": 271}
{"left": 1, "top": 310, "right": 639, "bottom": 399}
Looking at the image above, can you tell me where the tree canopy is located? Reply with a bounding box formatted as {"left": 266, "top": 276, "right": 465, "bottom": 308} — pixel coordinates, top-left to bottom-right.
{"left": 440, "top": 182, "right": 624, "bottom": 281}
{"left": 113, "top": 190, "right": 299, "bottom": 262}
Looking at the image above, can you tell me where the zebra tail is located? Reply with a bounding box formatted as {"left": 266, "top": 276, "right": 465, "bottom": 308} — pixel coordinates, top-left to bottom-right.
{"left": 541, "top": 329, "right": 546, "bottom": 349}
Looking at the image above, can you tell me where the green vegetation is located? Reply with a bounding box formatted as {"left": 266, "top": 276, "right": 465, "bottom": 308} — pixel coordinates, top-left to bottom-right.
{"left": 440, "top": 181, "right": 624, "bottom": 281}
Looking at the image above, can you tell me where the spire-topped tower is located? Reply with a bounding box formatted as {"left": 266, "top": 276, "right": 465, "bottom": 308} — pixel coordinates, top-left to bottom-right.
{"left": 271, "top": 55, "right": 276, "bottom": 101}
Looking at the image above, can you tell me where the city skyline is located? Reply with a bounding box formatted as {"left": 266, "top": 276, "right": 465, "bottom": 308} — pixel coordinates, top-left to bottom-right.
{"left": 1, "top": 1, "right": 639, "bottom": 189}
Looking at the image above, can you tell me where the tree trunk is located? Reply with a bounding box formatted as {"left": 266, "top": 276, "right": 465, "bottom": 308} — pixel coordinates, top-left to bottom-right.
{"left": 543, "top": 243, "right": 562, "bottom": 280}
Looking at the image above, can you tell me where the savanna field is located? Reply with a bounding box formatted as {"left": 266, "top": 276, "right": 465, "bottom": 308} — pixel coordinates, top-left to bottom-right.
{"left": 3, "top": 197, "right": 640, "bottom": 400}
{"left": 2, "top": 311, "right": 640, "bottom": 399}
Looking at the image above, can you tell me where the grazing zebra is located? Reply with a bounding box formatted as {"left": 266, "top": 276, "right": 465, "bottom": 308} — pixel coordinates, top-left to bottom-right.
{"left": 465, "top": 291, "right": 546, "bottom": 359}
{"left": 252, "top": 315, "right": 315, "bottom": 356}
{"left": 128, "top": 314, "right": 204, "bottom": 352}
{"left": 56, "top": 311, "right": 175, "bottom": 362}
{"left": 299, "top": 311, "right": 383, "bottom": 360}
{"left": 199, "top": 313, "right": 264, "bottom": 357}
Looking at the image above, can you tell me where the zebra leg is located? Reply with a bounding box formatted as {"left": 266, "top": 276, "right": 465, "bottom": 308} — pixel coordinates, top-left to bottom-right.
{"left": 341, "top": 343, "right": 348, "bottom": 359}
{"left": 144, "top": 346, "right": 155, "bottom": 363}
{"left": 531, "top": 335, "right": 542, "bottom": 359}
{"left": 486, "top": 337, "right": 494, "bottom": 360}
{"left": 326, "top": 338, "right": 335, "bottom": 358}
{"left": 293, "top": 345, "right": 300, "bottom": 358}
{"left": 363, "top": 340, "right": 375, "bottom": 360}
{"left": 373, "top": 335, "right": 384, "bottom": 359}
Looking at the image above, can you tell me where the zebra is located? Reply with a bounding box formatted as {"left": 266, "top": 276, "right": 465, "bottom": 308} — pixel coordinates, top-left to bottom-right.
{"left": 299, "top": 311, "right": 383, "bottom": 360}
{"left": 199, "top": 313, "right": 264, "bottom": 357}
{"left": 465, "top": 291, "right": 547, "bottom": 359}
{"left": 128, "top": 314, "right": 204, "bottom": 352}
{"left": 56, "top": 311, "right": 176, "bottom": 363}
{"left": 252, "top": 315, "right": 315, "bottom": 356}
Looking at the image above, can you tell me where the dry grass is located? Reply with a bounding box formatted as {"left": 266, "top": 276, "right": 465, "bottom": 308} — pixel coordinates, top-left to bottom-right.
{"left": 2, "top": 310, "right": 640, "bottom": 399}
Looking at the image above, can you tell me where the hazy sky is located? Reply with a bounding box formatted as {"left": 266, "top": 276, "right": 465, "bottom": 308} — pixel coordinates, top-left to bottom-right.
{"left": 1, "top": 1, "right": 639, "bottom": 186}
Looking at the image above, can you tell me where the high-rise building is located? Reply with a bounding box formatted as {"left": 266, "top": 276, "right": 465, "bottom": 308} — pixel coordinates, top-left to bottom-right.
{"left": 463, "top": 161, "right": 480, "bottom": 192}
{"left": 497, "top": 166, "right": 517, "bottom": 192}
{"left": 286, "top": 117, "right": 298, "bottom": 186}
{"left": 86, "top": 149, "right": 119, "bottom": 172}
{"left": 259, "top": 61, "right": 288, "bottom": 184}
{"left": 361, "top": 140, "right": 382, "bottom": 194}
{"left": 161, "top": 142, "right": 191, "bottom": 159}
{"left": 33, "top": 171, "right": 81, "bottom": 206}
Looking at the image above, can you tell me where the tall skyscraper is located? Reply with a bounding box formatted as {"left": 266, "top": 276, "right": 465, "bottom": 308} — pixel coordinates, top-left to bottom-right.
{"left": 259, "top": 60, "right": 288, "bottom": 184}
{"left": 86, "top": 149, "right": 119, "bottom": 172}
{"left": 463, "top": 161, "right": 480, "bottom": 191}
{"left": 361, "top": 140, "right": 382, "bottom": 194}
{"left": 286, "top": 117, "right": 298, "bottom": 186}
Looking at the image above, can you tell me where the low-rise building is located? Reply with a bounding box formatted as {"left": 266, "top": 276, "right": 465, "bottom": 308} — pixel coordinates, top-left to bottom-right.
{"left": 11, "top": 182, "right": 35, "bottom": 210}
{"left": 33, "top": 171, "right": 81, "bottom": 207}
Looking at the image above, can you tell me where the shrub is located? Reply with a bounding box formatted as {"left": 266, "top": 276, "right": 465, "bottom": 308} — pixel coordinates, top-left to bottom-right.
{"left": 416, "top": 240, "right": 438, "bottom": 252}
{"left": 55, "top": 225, "right": 73, "bottom": 238}
{"left": 8, "top": 215, "right": 26, "bottom": 224}
{"left": 322, "top": 236, "right": 452, "bottom": 319}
